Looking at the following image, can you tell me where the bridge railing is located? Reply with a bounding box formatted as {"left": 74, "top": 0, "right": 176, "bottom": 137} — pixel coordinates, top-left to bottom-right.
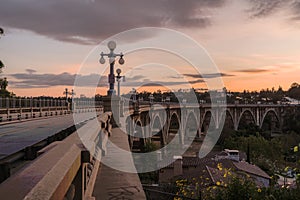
{"left": 0, "top": 97, "right": 103, "bottom": 122}
{"left": 0, "top": 97, "right": 103, "bottom": 109}
{"left": 0, "top": 111, "right": 112, "bottom": 200}
{"left": 0, "top": 97, "right": 68, "bottom": 108}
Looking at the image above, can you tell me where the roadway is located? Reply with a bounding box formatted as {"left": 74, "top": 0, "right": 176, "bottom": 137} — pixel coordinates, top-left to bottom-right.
{"left": 0, "top": 112, "right": 97, "bottom": 159}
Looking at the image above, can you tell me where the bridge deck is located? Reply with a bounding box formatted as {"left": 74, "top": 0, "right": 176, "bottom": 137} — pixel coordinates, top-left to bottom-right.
{"left": 93, "top": 128, "right": 146, "bottom": 200}
{"left": 0, "top": 112, "right": 96, "bottom": 159}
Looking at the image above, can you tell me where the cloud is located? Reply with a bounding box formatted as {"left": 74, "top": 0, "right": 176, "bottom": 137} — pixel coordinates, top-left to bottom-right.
{"left": 9, "top": 71, "right": 107, "bottom": 88}
{"left": 290, "top": 0, "right": 300, "bottom": 20}
{"left": 233, "top": 69, "right": 272, "bottom": 73}
{"left": 25, "top": 69, "right": 37, "bottom": 74}
{"left": 0, "top": 0, "right": 226, "bottom": 45}
{"left": 8, "top": 70, "right": 203, "bottom": 88}
{"left": 183, "top": 73, "right": 234, "bottom": 79}
{"left": 245, "top": 0, "right": 300, "bottom": 21}
{"left": 246, "top": 0, "right": 286, "bottom": 18}
{"left": 122, "top": 79, "right": 204, "bottom": 87}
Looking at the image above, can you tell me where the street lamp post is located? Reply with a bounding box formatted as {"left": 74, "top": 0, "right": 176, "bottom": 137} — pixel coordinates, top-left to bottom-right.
{"left": 149, "top": 94, "right": 154, "bottom": 105}
{"left": 63, "top": 88, "right": 70, "bottom": 110}
{"left": 99, "top": 41, "right": 125, "bottom": 96}
{"left": 0, "top": 27, "right": 5, "bottom": 75}
{"left": 63, "top": 88, "right": 69, "bottom": 102}
{"left": 116, "top": 68, "right": 125, "bottom": 97}
{"left": 70, "top": 89, "right": 76, "bottom": 112}
{"left": 131, "top": 88, "right": 137, "bottom": 103}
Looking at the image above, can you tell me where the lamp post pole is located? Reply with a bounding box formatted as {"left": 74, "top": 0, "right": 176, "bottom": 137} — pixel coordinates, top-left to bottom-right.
{"left": 63, "top": 88, "right": 72, "bottom": 110}
{"left": 116, "top": 68, "right": 125, "bottom": 97}
{"left": 149, "top": 94, "right": 154, "bottom": 105}
{"left": 70, "top": 89, "right": 76, "bottom": 112}
{"left": 99, "top": 41, "right": 125, "bottom": 96}
{"left": 63, "top": 88, "right": 69, "bottom": 102}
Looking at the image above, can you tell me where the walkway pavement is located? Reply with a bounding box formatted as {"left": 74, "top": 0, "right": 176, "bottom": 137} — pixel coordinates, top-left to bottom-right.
{"left": 92, "top": 128, "right": 146, "bottom": 200}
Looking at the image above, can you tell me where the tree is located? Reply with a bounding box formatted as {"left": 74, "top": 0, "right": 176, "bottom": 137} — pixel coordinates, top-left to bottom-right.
{"left": 0, "top": 60, "right": 4, "bottom": 73}
{"left": 0, "top": 27, "right": 4, "bottom": 73}
{"left": 288, "top": 83, "right": 300, "bottom": 100}
{"left": 290, "top": 82, "right": 299, "bottom": 89}
{"left": 0, "top": 28, "right": 11, "bottom": 97}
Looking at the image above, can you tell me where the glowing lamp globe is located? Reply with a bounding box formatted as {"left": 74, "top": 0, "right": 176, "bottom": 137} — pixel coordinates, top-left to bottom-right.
{"left": 107, "top": 41, "right": 116, "bottom": 51}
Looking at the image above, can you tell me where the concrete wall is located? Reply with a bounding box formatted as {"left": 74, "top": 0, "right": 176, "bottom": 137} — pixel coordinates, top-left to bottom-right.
{"left": 0, "top": 112, "right": 111, "bottom": 200}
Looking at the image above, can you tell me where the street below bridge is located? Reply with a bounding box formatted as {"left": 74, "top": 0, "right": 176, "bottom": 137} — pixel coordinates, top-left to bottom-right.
{"left": 0, "top": 112, "right": 97, "bottom": 159}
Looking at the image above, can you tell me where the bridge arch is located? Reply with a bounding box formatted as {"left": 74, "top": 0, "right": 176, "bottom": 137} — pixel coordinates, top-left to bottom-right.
{"left": 261, "top": 109, "right": 280, "bottom": 128}
{"left": 131, "top": 120, "right": 145, "bottom": 152}
{"left": 219, "top": 109, "right": 235, "bottom": 129}
{"left": 150, "top": 115, "right": 164, "bottom": 148}
{"left": 185, "top": 111, "right": 199, "bottom": 142}
{"left": 201, "top": 110, "right": 217, "bottom": 134}
{"left": 167, "top": 112, "right": 181, "bottom": 144}
{"left": 151, "top": 113, "right": 163, "bottom": 130}
{"left": 237, "top": 109, "right": 256, "bottom": 130}
{"left": 218, "top": 110, "right": 235, "bottom": 144}
{"left": 260, "top": 109, "right": 281, "bottom": 137}
{"left": 152, "top": 115, "right": 162, "bottom": 131}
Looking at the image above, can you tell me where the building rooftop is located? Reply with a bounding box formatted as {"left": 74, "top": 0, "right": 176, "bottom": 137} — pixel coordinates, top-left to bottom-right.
{"left": 158, "top": 151, "right": 270, "bottom": 188}
{"left": 233, "top": 161, "right": 270, "bottom": 179}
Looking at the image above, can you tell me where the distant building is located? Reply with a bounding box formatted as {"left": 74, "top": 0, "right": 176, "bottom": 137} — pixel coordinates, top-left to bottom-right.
{"left": 158, "top": 150, "right": 270, "bottom": 188}
{"left": 215, "top": 149, "right": 240, "bottom": 162}
{"left": 283, "top": 97, "right": 299, "bottom": 105}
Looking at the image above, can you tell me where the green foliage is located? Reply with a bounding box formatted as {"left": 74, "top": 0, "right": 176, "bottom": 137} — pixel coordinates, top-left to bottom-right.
{"left": 0, "top": 89, "right": 12, "bottom": 98}
{"left": 206, "top": 176, "right": 300, "bottom": 200}
{"left": 0, "top": 60, "right": 4, "bottom": 70}
{"left": 143, "top": 140, "right": 159, "bottom": 152}
{"left": 207, "top": 177, "right": 260, "bottom": 200}
{"left": 283, "top": 107, "right": 300, "bottom": 134}
{"left": 0, "top": 77, "right": 14, "bottom": 97}
{"left": 138, "top": 171, "right": 158, "bottom": 184}
{"left": 288, "top": 82, "right": 300, "bottom": 100}
{"left": 224, "top": 134, "right": 283, "bottom": 174}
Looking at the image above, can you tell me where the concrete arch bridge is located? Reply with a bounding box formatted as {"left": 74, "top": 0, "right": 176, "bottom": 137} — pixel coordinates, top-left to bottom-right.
{"left": 119, "top": 103, "right": 295, "bottom": 152}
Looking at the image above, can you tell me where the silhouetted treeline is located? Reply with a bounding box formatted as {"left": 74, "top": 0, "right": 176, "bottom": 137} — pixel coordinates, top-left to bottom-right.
{"left": 119, "top": 82, "right": 300, "bottom": 104}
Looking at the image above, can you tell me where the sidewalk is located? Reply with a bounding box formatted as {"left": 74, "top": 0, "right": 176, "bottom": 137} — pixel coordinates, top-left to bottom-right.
{"left": 92, "top": 128, "right": 146, "bottom": 200}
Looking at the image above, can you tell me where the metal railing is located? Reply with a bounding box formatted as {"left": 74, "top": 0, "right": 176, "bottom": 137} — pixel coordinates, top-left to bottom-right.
{"left": 0, "top": 97, "right": 103, "bottom": 109}
{"left": 0, "top": 98, "right": 103, "bottom": 122}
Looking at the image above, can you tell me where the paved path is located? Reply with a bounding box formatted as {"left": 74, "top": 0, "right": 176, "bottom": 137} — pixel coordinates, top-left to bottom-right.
{"left": 93, "top": 128, "right": 146, "bottom": 200}
{"left": 0, "top": 112, "right": 96, "bottom": 159}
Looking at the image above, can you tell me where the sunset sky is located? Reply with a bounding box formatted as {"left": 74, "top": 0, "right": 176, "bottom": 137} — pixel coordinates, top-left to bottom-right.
{"left": 0, "top": 0, "right": 300, "bottom": 97}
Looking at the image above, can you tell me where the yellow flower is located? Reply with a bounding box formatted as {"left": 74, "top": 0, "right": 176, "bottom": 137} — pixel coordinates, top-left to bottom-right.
{"left": 257, "top": 188, "right": 262, "bottom": 193}
{"left": 216, "top": 181, "right": 221, "bottom": 186}
{"left": 217, "top": 163, "right": 223, "bottom": 171}
{"left": 284, "top": 166, "right": 289, "bottom": 172}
